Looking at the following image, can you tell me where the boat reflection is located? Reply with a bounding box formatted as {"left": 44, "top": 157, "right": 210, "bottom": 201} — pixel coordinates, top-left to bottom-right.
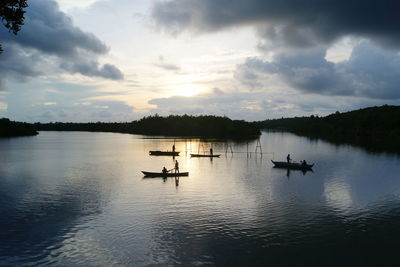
{"left": 279, "top": 167, "right": 313, "bottom": 178}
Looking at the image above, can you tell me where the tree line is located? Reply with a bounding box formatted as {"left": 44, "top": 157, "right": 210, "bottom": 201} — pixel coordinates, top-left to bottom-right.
{"left": 256, "top": 105, "right": 400, "bottom": 153}
{"left": 3, "top": 105, "right": 400, "bottom": 153}
{"left": 34, "top": 114, "right": 261, "bottom": 139}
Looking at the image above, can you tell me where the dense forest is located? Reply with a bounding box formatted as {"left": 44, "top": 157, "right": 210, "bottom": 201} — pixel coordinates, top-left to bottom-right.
{"left": 0, "top": 118, "right": 38, "bottom": 137}
{"left": 257, "top": 105, "right": 400, "bottom": 153}
{"left": 35, "top": 115, "right": 261, "bottom": 139}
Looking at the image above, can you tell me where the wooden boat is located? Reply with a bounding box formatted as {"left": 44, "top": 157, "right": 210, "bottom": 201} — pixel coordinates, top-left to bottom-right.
{"left": 149, "top": 150, "right": 180, "bottom": 156}
{"left": 190, "top": 153, "right": 221, "bottom": 158}
{"left": 271, "top": 160, "right": 314, "bottom": 170}
{"left": 141, "top": 171, "right": 189, "bottom": 177}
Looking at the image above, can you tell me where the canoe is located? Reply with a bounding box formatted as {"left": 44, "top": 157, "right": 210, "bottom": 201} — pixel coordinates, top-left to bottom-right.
{"left": 149, "top": 150, "right": 180, "bottom": 156}
{"left": 271, "top": 160, "right": 314, "bottom": 170}
{"left": 141, "top": 171, "right": 189, "bottom": 177}
{"left": 190, "top": 154, "right": 221, "bottom": 158}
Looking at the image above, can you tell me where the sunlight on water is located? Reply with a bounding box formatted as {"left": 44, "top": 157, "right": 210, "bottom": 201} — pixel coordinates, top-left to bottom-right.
{"left": 1, "top": 131, "right": 400, "bottom": 266}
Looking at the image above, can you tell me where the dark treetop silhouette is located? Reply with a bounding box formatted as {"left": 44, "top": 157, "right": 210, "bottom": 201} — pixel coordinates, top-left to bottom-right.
{"left": 0, "top": 0, "right": 28, "bottom": 53}
{"left": 0, "top": 117, "right": 38, "bottom": 137}
{"left": 257, "top": 105, "right": 400, "bottom": 154}
{"left": 35, "top": 114, "right": 261, "bottom": 139}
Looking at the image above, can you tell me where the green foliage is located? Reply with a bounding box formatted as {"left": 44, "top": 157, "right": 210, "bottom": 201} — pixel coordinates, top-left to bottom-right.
{"left": 257, "top": 105, "right": 400, "bottom": 153}
{"left": 0, "top": 117, "right": 38, "bottom": 137}
{"left": 35, "top": 115, "right": 261, "bottom": 139}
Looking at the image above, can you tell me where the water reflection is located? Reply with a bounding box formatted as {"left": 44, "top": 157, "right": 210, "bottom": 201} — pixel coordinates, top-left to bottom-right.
{"left": 1, "top": 131, "right": 400, "bottom": 266}
{"left": 271, "top": 167, "right": 314, "bottom": 178}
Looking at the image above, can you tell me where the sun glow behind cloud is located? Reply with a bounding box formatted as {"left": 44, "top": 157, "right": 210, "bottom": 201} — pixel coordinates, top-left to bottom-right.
{"left": 175, "top": 84, "right": 203, "bottom": 97}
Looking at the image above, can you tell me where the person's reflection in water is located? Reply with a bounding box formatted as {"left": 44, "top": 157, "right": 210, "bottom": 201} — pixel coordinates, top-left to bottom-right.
{"left": 175, "top": 176, "right": 179, "bottom": 187}
{"left": 286, "top": 168, "right": 290, "bottom": 179}
{"left": 175, "top": 160, "right": 179, "bottom": 173}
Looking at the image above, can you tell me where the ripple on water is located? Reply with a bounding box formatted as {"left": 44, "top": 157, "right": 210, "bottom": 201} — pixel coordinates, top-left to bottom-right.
{"left": 1, "top": 131, "right": 400, "bottom": 266}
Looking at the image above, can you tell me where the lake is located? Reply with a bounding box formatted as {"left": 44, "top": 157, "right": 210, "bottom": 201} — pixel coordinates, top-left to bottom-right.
{"left": 1, "top": 131, "right": 400, "bottom": 266}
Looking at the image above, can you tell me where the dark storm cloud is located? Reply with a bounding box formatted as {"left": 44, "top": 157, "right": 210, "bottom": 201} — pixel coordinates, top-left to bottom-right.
{"left": 60, "top": 62, "right": 124, "bottom": 80}
{"left": 236, "top": 42, "right": 400, "bottom": 99}
{"left": 0, "top": 0, "right": 123, "bottom": 85}
{"left": 0, "top": 45, "right": 44, "bottom": 82}
{"left": 2, "top": 0, "right": 109, "bottom": 56}
{"left": 152, "top": 0, "right": 400, "bottom": 49}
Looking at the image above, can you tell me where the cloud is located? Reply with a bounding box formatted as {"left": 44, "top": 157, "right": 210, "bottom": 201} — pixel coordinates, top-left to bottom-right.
{"left": 2, "top": 0, "right": 108, "bottom": 56}
{"left": 154, "top": 56, "right": 181, "bottom": 71}
{"left": 235, "top": 42, "right": 400, "bottom": 99}
{"left": 0, "top": 45, "right": 44, "bottom": 83}
{"left": 155, "top": 62, "right": 181, "bottom": 71}
{"left": 147, "top": 86, "right": 400, "bottom": 120}
{"left": 0, "top": 0, "right": 123, "bottom": 87}
{"left": 147, "top": 88, "right": 315, "bottom": 120}
{"left": 152, "top": 0, "right": 400, "bottom": 49}
{"left": 60, "top": 62, "right": 124, "bottom": 80}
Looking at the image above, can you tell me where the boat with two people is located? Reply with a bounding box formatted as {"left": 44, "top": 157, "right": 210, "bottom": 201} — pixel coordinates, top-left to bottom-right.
{"left": 142, "top": 160, "right": 188, "bottom": 177}
{"left": 271, "top": 160, "right": 314, "bottom": 171}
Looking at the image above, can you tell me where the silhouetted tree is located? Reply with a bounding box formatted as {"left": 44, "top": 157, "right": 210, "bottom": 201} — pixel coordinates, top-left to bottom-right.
{"left": 0, "top": 0, "right": 28, "bottom": 53}
{"left": 0, "top": 117, "right": 38, "bottom": 137}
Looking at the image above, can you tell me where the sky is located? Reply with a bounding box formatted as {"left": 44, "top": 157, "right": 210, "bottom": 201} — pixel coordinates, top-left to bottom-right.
{"left": 0, "top": 0, "right": 400, "bottom": 122}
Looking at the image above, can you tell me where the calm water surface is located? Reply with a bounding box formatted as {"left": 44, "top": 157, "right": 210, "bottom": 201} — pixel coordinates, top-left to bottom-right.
{"left": 1, "top": 131, "right": 400, "bottom": 266}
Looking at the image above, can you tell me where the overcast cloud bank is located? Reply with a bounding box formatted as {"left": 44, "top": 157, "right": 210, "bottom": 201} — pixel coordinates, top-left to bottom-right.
{"left": 0, "top": 0, "right": 123, "bottom": 88}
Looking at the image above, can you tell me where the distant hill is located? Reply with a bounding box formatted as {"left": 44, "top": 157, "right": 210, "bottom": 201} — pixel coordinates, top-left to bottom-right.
{"left": 0, "top": 118, "right": 38, "bottom": 137}
{"left": 257, "top": 105, "right": 400, "bottom": 153}
{"left": 35, "top": 114, "right": 261, "bottom": 139}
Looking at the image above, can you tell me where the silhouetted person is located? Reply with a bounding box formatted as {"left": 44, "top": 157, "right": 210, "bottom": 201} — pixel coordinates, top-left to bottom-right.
{"left": 287, "top": 154, "right": 291, "bottom": 163}
{"left": 162, "top": 166, "right": 168, "bottom": 175}
{"left": 175, "top": 160, "right": 179, "bottom": 173}
{"left": 172, "top": 144, "right": 175, "bottom": 152}
{"left": 210, "top": 148, "right": 213, "bottom": 155}
{"left": 301, "top": 160, "right": 307, "bottom": 166}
